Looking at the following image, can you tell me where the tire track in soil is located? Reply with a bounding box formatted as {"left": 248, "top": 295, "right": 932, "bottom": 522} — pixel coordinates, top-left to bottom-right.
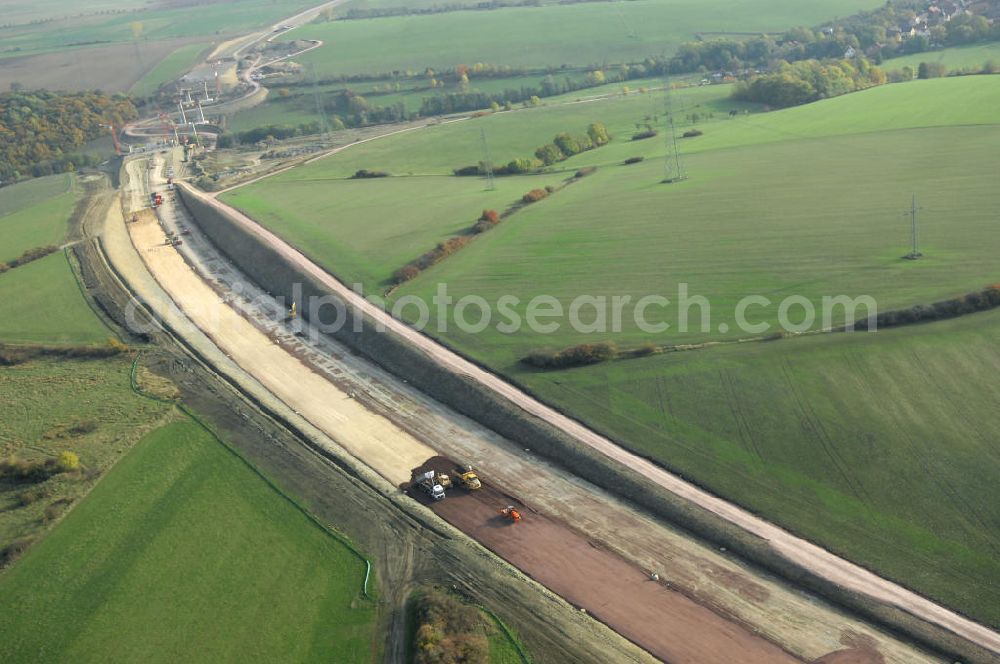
{"left": 841, "top": 350, "right": 984, "bottom": 587}
{"left": 908, "top": 348, "right": 1000, "bottom": 554}
{"left": 780, "top": 361, "right": 874, "bottom": 510}
{"left": 719, "top": 369, "right": 765, "bottom": 461}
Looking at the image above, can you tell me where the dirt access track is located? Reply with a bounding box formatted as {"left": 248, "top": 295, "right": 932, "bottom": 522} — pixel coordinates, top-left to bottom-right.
{"left": 108, "top": 151, "right": 970, "bottom": 664}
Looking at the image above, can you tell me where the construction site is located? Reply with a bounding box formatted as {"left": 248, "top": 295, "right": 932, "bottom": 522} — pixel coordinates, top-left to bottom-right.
{"left": 11, "top": 2, "right": 997, "bottom": 662}
{"left": 63, "top": 123, "right": 993, "bottom": 663}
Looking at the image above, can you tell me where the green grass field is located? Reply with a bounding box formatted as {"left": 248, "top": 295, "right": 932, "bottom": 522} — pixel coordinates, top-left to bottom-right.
{"left": 0, "top": 419, "right": 377, "bottom": 663}
{"left": 0, "top": 174, "right": 72, "bottom": 219}
{"left": 0, "top": 252, "right": 111, "bottom": 345}
{"left": 228, "top": 71, "right": 602, "bottom": 132}
{"left": 394, "top": 124, "right": 1000, "bottom": 352}
{"left": 130, "top": 42, "right": 211, "bottom": 99}
{"left": 521, "top": 307, "right": 1000, "bottom": 626}
{"left": 240, "top": 76, "right": 1000, "bottom": 182}
{"left": 0, "top": 175, "right": 110, "bottom": 346}
{"left": 226, "top": 74, "right": 1000, "bottom": 625}
{"left": 0, "top": 0, "right": 316, "bottom": 60}
{"left": 286, "top": 0, "right": 883, "bottom": 77}
{"left": 0, "top": 192, "right": 76, "bottom": 264}
{"left": 224, "top": 172, "right": 558, "bottom": 290}
{"left": 884, "top": 42, "right": 1000, "bottom": 73}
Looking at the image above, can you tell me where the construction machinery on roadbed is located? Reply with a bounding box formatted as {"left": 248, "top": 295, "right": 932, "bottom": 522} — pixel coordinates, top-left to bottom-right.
{"left": 412, "top": 465, "right": 482, "bottom": 501}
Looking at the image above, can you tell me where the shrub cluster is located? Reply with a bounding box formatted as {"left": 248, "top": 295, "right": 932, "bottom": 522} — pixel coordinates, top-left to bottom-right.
{"left": 454, "top": 123, "right": 610, "bottom": 176}
{"left": 574, "top": 166, "right": 597, "bottom": 178}
{"left": 351, "top": 169, "right": 389, "bottom": 179}
{"left": 0, "top": 451, "right": 80, "bottom": 483}
{"left": 521, "top": 188, "right": 549, "bottom": 204}
{"left": 0, "top": 537, "right": 34, "bottom": 568}
{"left": 0, "top": 245, "right": 58, "bottom": 274}
{"left": 523, "top": 342, "right": 618, "bottom": 368}
{"left": 682, "top": 129, "right": 703, "bottom": 138}
{"left": 0, "top": 340, "right": 127, "bottom": 366}
{"left": 624, "top": 156, "right": 644, "bottom": 164}
{"left": 631, "top": 129, "right": 658, "bottom": 141}
{"left": 855, "top": 285, "right": 1000, "bottom": 330}
{"left": 413, "top": 589, "right": 488, "bottom": 664}
{"left": 393, "top": 237, "right": 472, "bottom": 284}
{"left": 471, "top": 209, "right": 500, "bottom": 234}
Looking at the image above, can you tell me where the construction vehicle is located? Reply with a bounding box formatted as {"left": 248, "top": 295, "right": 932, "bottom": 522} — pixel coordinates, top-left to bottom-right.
{"left": 284, "top": 301, "right": 297, "bottom": 321}
{"left": 414, "top": 470, "right": 445, "bottom": 501}
{"left": 435, "top": 464, "right": 481, "bottom": 492}
{"left": 458, "top": 465, "right": 482, "bottom": 490}
{"left": 500, "top": 505, "right": 522, "bottom": 523}
{"left": 150, "top": 192, "right": 163, "bottom": 207}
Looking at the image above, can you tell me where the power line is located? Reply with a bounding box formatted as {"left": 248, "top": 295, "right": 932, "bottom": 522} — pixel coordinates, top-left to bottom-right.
{"left": 480, "top": 128, "right": 496, "bottom": 191}
{"left": 309, "top": 63, "right": 331, "bottom": 137}
{"left": 662, "top": 80, "right": 687, "bottom": 184}
{"left": 903, "top": 193, "right": 923, "bottom": 259}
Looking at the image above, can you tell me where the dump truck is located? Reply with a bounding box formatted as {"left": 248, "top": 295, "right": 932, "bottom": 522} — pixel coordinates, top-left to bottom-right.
{"left": 458, "top": 465, "right": 482, "bottom": 490}
{"left": 414, "top": 470, "right": 445, "bottom": 501}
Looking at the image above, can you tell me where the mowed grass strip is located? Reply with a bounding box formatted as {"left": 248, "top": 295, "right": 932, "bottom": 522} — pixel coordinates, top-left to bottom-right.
{"left": 287, "top": 0, "right": 884, "bottom": 77}
{"left": 0, "top": 419, "right": 377, "bottom": 664}
{"left": 0, "top": 252, "right": 110, "bottom": 346}
{"left": 520, "top": 308, "right": 1000, "bottom": 627}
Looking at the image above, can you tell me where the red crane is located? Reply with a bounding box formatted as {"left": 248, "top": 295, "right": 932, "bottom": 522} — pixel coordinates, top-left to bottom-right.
{"left": 100, "top": 123, "right": 123, "bottom": 156}
{"left": 158, "top": 112, "right": 177, "bottom": 145}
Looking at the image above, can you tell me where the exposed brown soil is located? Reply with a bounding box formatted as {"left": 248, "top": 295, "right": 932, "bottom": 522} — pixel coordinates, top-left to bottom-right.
{"left": 409, "top": 456, "right": 802, "bottom": 664}
{"left": 812, "top": 648, "right": 886, "bottom": 664}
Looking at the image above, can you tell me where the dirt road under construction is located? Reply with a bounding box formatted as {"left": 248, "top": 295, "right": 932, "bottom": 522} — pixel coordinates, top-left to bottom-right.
{"left": 103, "top": 151, "right": 975, "bottom": 664}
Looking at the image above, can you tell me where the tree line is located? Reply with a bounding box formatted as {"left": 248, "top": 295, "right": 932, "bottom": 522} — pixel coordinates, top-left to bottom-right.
{"left": 664, "top": 1, "right": 1000, "bottom": 76}
{"left": 0, "top": 91, "right": 136, "bottom": 182}
{"left": 732, "top": 58, "right": 887, "bottom": 108}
